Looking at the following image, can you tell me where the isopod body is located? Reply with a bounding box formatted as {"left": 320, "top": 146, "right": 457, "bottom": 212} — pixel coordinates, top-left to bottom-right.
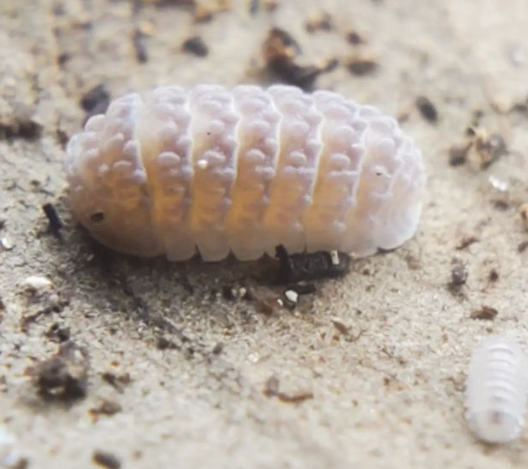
{"left": 465, "top": 336, "right": 528, "bottom": 444}
{"left": 66, "top": 85, "right": 425, "bottom": 261}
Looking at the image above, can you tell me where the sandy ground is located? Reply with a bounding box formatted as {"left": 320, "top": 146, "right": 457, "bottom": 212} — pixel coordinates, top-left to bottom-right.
{"left": 1, "top": 0, "right": 528, "bottom": 468}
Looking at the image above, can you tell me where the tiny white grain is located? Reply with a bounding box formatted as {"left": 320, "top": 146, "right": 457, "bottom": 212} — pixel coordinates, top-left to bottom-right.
{"left": 21, "top": 275, "right": 53, "bottom": 292}
{"left": 0, "top": 237, "right": 13, "bottom": 251}
{"left": 330, "top": 250, "right": 340, "bottom": 266}
{"left": 284, "top": 290, "right": 299, "bottom": 304}
{"left": 465, "top": 335, "right": 528, "bottom": 444}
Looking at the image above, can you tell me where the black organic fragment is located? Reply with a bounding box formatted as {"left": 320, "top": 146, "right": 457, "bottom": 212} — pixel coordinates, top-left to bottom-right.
{"left": 347, "top": 56, "right": 378, "bottom": 76}
{"left": 81, "top": 84, "right": 110, "bottom": 123}
{"left": 415, "top": 96, "right": 438, "bottom": 123}
{"left": 263, "top": 27, "right": 337, "bottom": 90}
{"left": 275, "top": 245, "right": 350, "bottom": 284}
{"left": 93, "top": 450, "right": 121, "bottom": 469}
{"left": 470, "top": 306, "right": 498, "bottom": 321}
{"left": 132, "top": 28, "right": 149, "bottom": 63}
{"left": 0, "top": 120, "right": 42, "bottom": 141}
{"left": 42, "top": 202, "right": 64, "bottom": 242}
{"left": 32, "top": 341, "right": 89, "bottom": 401}
{"left": 182, "top": 36, "right": 209, "bottom": 57}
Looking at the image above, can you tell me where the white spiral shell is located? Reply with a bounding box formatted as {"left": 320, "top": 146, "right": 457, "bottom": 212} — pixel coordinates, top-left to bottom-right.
{"left": 65, "top": 85, "right": 425, "bottom": 261}
{"left": 465, "top": 336, "right": 528, "bottom": 444}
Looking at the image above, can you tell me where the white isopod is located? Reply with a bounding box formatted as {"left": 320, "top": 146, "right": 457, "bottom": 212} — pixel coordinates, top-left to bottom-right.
{"left": 65, "top": 84, "right": 426, "bottom": 261}
{"left": 465, "top": 335, "right": 528, "bottom": 444}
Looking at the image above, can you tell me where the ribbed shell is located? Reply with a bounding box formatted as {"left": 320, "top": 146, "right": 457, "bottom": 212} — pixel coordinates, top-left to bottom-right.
{"left": 465, "top": 336, "right": 528, "bottom": 444}
{"left": 65, "top": 85, "right": 426, "bottom": 261}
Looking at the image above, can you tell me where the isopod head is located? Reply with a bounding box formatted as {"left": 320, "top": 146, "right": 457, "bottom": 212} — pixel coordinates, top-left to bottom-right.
{"left": 65, "top": 85, "right": 426, "bottom": 261}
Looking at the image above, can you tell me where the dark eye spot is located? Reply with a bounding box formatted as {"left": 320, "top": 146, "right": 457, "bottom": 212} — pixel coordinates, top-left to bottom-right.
{"left": 90, "top": 212, "right": 105, "bottom": 223}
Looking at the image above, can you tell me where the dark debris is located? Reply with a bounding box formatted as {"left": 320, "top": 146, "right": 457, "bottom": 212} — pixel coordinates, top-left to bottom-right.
{"left": 80, "top": 84, "right": 110, "bottom": 123}
{"left": 31, "top": 341, "right": 89, "bottom": 401}
{"left": 450, "top": 262, "right": 467, "bottom": 286}
{"left": 211, "top": 342, "right": 224, "bottom": 355}
{"left": 0, "top": 119, "right": 42, "bottom": 141}
{"left": 132, "top": 28, "right": 149, "bottom": 63}
{"left": 221, "top": 284, "right": 254, "bottom": 301}
{"left": 448, "top": 142, "right": 472, "bottom": 166}
{"left": 92, "top": 450, "right": 121, "bottom": 469}
{"left": 101, "top": 371, "right": 132, "bottom": 393}
{"left": 182, "top": 36, "right": 209, "bottom": 57}
{"left": 275, "top": 245, "right": 350, "bottom": 284}
{"left": 488, "top": 268, "right": 499, "bottom": 283}
{"left": 119, "top": 276, "right": 149, "bottom": 321}
{"left": 346, "top": 31, "right": 365, "bottom": 45}
{"left": 347, "top": 55, "right": 378, "bottom": 76}
{"left": 415, "top": 96, "right": 438, "bottom": 123}
{"left": 263, "top": 375, "right": 313, "bottom": 403}
{"left": 42, "top": 202, "right": 64, "bottom": 242}
{"left": 90, "top": 212, "right": 105, "bottom": 223}
{"left": 156, "top": 336, "right": 180, "bottom": 350}
{"left": 447, "top": 259, "right": 467, "bottom": 296}
{"left": 263, "top": 27, "right": 337, "bottom": 90}
{"left": 518, "top": 240, "right": 528, "bottom": 253}
{"left": 470, "top": 305, "right": 498, "bottom": 321}
{"left": 20, "top": 297, "right": 69, "bottom": 333}
{"left": 474, "top": 132, "right": 507, "bottom": 169}
{"left": 451, "top": 126, "right": 508, "bottom": 170}
{"left": 45, "top": 322, "right": 71, "bottom": 343}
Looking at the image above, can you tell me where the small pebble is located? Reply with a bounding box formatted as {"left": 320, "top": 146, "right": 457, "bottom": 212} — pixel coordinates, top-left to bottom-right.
{"left": 92, "top": 450, "right": 121, "bottom": 469}
{"left": 415, "top": 96, "right": 438, "bottom": 123}
{"left": 182, "top": 36, "right": 209, "bottom": 57}
{"left": 21, "top": 275, "right": 53, "bottom": 292}
{"left": 284, "top": 289, "right": 299, "bottom": 304}
{"left": 347, "top": 56, "right": 378, "bottom": 76}
{"left": 0, "top": 237, "right": 14, "bottom": 250}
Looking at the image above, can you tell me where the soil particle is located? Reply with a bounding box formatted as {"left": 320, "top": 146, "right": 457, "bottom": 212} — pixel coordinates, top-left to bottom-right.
{"left": 182, "top": 36, "right": 209, "bottom": 57}
{"left": 275, "top": 245, "right": 350, "bottom": 284}
{"left": 263, "top": 28, "right": 337, "bottom": 90}
{"left": 31, "top": 341, "right": 89, "bottom": 401}
{"left": 470, "top": 305, "right": 498, "bottom": 321}
{"left": 80, "top": 84, "right": 111, "bottom": 123}
{"left": 92, "top": 450, "right": 121, "bottom": 469}
{"left": 347, "top": 55, "right": 378, "bottom": 76}
{"left": 415, "top": 96, "right": 438, "bottom": 123}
